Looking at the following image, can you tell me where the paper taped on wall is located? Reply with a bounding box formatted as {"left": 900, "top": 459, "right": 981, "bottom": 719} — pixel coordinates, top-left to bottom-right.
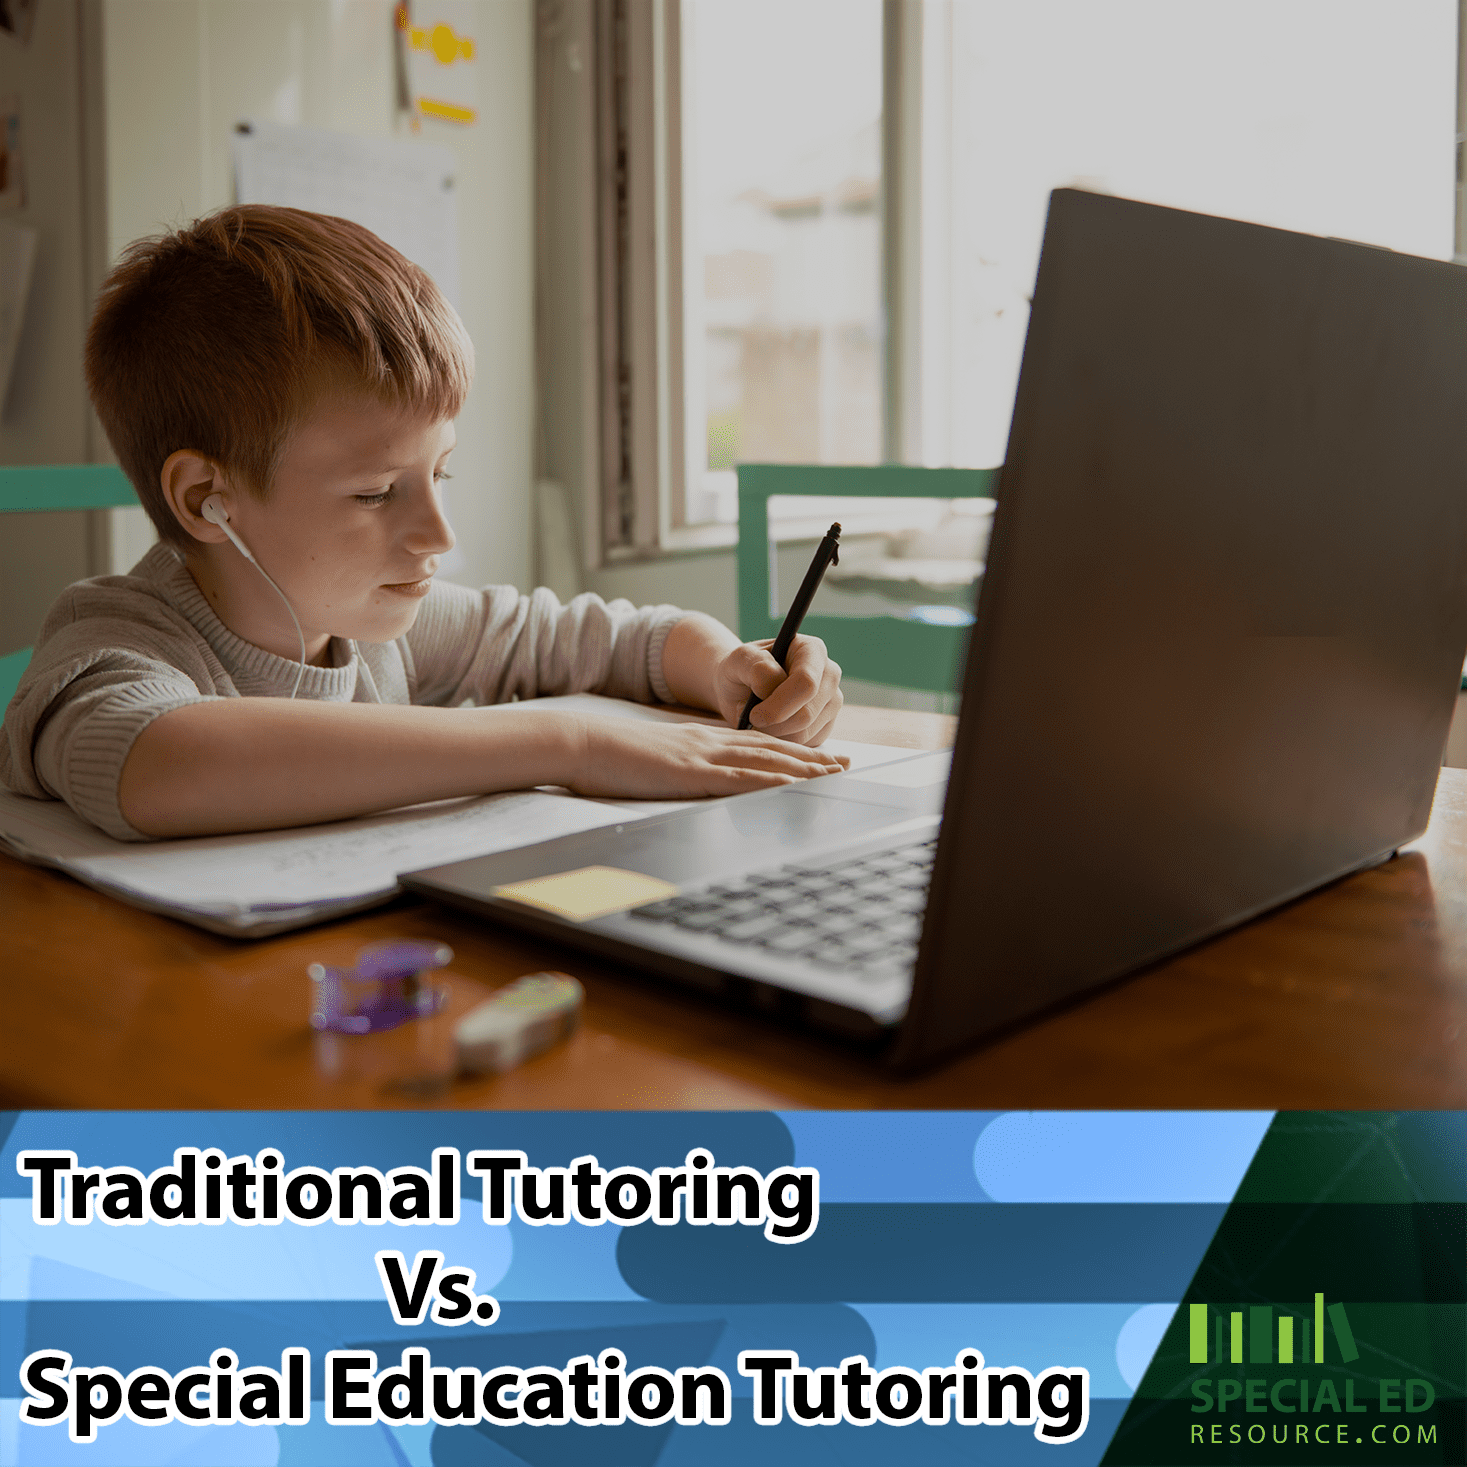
{"left": 233, "top": 120, "right": 460, "bottom": 306}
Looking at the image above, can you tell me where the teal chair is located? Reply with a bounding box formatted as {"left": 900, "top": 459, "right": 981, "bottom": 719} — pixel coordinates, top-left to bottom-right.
{"left": 737, "top": 463, "right": 1000, "bottom": 696}
{"left": 0, "top": 465, "right": 140, "bottom": 709}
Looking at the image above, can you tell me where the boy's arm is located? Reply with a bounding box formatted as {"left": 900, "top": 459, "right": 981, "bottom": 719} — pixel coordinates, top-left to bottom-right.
{"left": 407, "top": 587, "right": 842, "bottom": 744}
{"left": 406, "top": 582, "right": 684, "bottom": 708}
{"left": 117, "top": 698, "right": 846, "bottom": 838}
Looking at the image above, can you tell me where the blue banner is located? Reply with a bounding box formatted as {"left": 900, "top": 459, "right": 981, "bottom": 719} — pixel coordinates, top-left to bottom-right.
{"left": 4, "top": 1111, "right": 1453, "bottom": 1466}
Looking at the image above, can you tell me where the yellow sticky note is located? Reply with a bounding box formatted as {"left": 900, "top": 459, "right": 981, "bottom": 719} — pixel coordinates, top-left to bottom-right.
{"left": 491, "top": 866, "right": 680, "bottom": 922}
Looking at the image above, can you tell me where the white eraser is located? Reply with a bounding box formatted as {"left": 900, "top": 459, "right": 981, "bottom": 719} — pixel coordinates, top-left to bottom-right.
{"left": 455, "top": 972, "right": 584, "bottom": 1075}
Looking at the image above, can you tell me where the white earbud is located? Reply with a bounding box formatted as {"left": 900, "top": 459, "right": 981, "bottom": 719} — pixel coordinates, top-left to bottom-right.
{"left": 200, "top": 493, "right": 258, "bottom": 564}
{"left": 198, "top": 492, "right": 307, "bottom": 697}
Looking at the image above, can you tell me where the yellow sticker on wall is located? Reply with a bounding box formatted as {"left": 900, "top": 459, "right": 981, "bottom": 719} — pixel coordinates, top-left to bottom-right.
{"left": 492, "top": 867, "right": 681, "bottom": 923}
{"left": 397, "top": 2, "right": 479, "bottom": 125}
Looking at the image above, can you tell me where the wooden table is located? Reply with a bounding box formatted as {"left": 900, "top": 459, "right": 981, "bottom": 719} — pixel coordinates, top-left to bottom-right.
{"left": 3, "top": 705, "right": 1464, "bottom": 1109}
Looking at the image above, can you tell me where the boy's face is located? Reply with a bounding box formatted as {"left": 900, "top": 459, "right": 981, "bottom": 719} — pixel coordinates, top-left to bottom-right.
{"left": 201, "top": 393, "right": 457, "bottom": 656}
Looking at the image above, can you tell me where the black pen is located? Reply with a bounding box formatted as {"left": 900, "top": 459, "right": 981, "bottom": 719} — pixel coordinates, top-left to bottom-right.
{"left": 738, "top": 521, "right": 842, "bottom": 730}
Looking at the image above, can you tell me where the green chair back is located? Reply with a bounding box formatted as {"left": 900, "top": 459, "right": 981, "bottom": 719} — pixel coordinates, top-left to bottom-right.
{"left": 1, "top": 465, "right": 140, "bottom": 710}
{"left": 736, "top": 463, "right": 999, "bottom": 696}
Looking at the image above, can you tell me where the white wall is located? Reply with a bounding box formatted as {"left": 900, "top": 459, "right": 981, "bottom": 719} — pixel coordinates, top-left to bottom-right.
{"left": 101, "top": 0, "right": 534, "bottom": 589}
{"left": 0, "top": 0, "right": 104, "bottom": 655}
{"left": 589, "top": 548, "right": 736, "bottom": 629}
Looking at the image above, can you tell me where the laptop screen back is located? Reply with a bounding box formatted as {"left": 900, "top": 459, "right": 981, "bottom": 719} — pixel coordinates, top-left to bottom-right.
{"left": 894, "top": 189, "right": 1467, "bottom": 1067}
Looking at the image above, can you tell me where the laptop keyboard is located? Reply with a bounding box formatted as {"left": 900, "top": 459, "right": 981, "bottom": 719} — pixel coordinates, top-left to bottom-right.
{"left": 627, "top": 837, "right": 937, "bottom": 978}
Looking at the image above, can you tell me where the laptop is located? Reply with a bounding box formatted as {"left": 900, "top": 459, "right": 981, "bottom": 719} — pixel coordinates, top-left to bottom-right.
{"left": 404, "top": 189, "right": 1467, "bottom": 1071}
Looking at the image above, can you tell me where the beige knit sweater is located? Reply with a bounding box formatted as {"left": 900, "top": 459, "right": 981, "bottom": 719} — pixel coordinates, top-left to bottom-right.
{"left": 1, "top": 543, "right": 685, "bottom": 841}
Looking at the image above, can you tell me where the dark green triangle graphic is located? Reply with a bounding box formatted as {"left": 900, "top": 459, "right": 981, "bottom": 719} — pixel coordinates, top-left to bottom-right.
{"left": 1102, "top": 1112, "right": 1465, "bottom": 1465}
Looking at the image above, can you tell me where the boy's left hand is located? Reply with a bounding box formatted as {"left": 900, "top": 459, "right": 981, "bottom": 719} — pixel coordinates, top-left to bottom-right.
{"left": 712, "top": 635, "right": 844, "bottom": 746}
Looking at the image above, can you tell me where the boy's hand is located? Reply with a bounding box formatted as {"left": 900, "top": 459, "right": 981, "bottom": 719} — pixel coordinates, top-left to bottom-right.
{"left": 658, "top": 614, "right": 844, "bottom": 746}
{"left": 712, "top": 635, "right": 844, "bottom": 746}
{"left": 567, "top": 716, "right": 847, "bottom": 799}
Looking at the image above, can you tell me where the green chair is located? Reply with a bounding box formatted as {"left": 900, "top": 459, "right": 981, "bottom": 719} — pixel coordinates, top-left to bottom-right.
{"left": 737, "top": 463, "right": 1000, "bottom": 697}
{"left": 0, "top": 465, "right": 140, "bottom": 709}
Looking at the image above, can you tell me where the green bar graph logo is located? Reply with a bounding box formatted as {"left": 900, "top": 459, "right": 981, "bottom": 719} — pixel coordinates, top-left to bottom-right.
{"left": 1188, "top": 1295, "right": 1359, "bottom": 1365}
{"left": 1189, "top": 1302, "right": 1207, "bottom": 1363}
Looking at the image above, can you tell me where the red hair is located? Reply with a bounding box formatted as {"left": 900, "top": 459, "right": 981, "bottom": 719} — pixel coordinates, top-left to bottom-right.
{"left": 85, "top": 204, "right": 474, "bottom": 548}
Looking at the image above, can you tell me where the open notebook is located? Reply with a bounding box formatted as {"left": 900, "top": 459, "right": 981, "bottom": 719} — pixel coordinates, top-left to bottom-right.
{"left": 0, "top": 695, "right": 911, "bottom": 937}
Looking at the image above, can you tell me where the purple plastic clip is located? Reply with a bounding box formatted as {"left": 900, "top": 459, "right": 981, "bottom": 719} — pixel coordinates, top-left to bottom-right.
{"left": 309, "top": 940, "right": 452, "bottom": 1034}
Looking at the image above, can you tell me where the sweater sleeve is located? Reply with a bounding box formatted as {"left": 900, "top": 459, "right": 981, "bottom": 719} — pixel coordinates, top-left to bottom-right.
{"left": 0, "top": 588, "right": 222, "bottom": 841}
{"left": 404, "top": 581, "right": 688, "bottom": 708}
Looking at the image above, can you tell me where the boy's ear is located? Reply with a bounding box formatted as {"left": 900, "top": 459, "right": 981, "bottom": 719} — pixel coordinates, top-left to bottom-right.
{"left": 162, "top": 450, "right": 233, "bottom": 544}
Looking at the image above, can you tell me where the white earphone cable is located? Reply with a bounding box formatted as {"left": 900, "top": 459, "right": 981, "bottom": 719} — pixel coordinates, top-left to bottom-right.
{"left": 250, "top": 559, "right": 308, "bottom": 700}
{"left": 201, "top": 495, "right": 307, "bottom": 698}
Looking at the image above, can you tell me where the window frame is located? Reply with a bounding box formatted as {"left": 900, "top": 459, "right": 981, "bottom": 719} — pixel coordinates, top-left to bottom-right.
{"left": 533, "top": 0, "right": 903, "bottom": 571}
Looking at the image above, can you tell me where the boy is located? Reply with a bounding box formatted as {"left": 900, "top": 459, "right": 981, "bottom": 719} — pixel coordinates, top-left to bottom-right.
{"left": 0, "top": 206, "right": 845, "bottom": 841}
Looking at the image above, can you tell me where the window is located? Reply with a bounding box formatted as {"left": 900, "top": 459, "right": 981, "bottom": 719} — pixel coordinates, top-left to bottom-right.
{"left": 683, "top": 0, "right": 884, "bottom": 527}
{"left": 532, "top": 0, "right": 888, "bottom": 572}
{"left": 534, "top": 0, "right": 1460, "bottom": 573}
